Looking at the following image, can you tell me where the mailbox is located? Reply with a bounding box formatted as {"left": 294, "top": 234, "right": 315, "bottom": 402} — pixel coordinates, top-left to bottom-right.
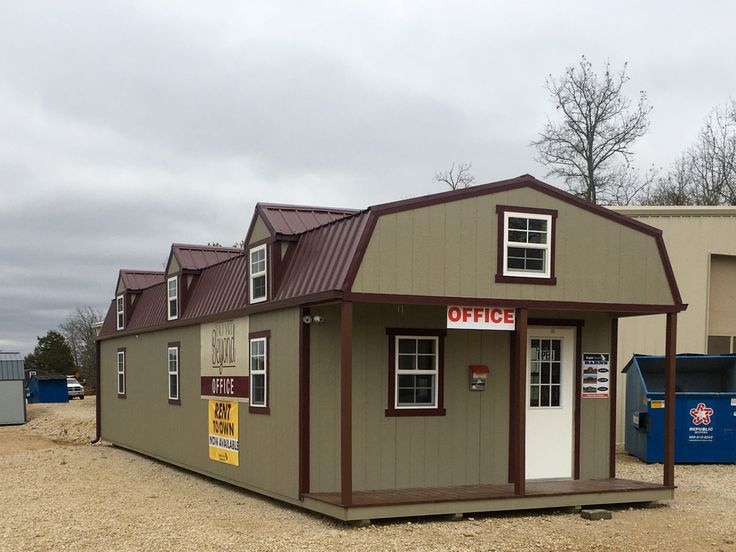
{"left": 469, "top": 365, "right": 489, "bottom": 391}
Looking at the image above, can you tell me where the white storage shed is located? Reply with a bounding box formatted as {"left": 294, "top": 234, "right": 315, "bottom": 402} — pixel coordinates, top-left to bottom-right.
{"left": 0, "top": 352, "right": 27, "bottom": 425}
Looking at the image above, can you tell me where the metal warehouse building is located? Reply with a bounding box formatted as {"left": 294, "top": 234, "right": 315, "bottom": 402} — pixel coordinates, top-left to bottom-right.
{"left": 612, "top": 206, "right": 736, "bottom": 442}
{"left": 96, "top": 175, "right": 684, "bottom": 522}
{"left": 0, "top": 352, "right": 26, "bottom": 425}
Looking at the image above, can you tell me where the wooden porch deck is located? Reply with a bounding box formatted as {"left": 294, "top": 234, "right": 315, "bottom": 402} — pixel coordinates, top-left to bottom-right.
{"left": 304, "top": 478, "right": 672, "bottom": 508}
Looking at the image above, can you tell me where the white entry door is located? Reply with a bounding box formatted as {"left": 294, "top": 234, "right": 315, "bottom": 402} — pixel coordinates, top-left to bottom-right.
{"left": 525, "top": 327, "right": 575, "bottom": 480}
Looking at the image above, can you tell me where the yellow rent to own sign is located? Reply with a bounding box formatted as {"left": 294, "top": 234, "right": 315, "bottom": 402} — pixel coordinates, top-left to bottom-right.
{"left": 208, "top": 400, "right": 239, "bottom": 466}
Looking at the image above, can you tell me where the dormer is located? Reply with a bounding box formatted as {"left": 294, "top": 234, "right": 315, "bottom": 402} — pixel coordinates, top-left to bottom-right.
{"left": 115, "top": 270, "right": 166, "bottom": 330}
{"left": 243, "top": 203, "right": 358, "bottom": 304}
{"left": 165, "top": 244, "right": 245, "bottom": 320}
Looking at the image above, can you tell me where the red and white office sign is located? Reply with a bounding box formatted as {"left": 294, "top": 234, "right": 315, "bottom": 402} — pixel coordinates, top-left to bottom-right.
{"left": 446, "top": 306, "right": 516, "bottom": 331}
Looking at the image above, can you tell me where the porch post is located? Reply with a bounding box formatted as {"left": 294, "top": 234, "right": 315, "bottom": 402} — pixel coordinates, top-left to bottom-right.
{"left": 609, "top": 318, "right": 618, "bottom": 479}
{"left": 664, "top": 312, "right": 677, "bottom": 487}
{"left": 298, "top": 307, "right": 311, "bottom": 498}
{"left": 340, "top": 301, "right": 353, "bottom": 506}
{"left": 514, "top": 307, "right": 528, "bottom": 496}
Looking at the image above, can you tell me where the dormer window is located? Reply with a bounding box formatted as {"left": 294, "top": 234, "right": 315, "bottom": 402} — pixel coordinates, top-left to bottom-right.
{"left": 116, "top": 295, "right": 125, "bottom": 330}
{"left": 249, "top": 244, "right": 268, "bottom": 303}
{"left": 167, "top": 276, "right": 179, "bottom": 320}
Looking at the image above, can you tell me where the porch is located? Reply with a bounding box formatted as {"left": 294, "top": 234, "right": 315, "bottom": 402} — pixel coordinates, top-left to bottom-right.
{"left": 303, "top": 478, "right": 674, "bottom": 521}
{"left": 297, "top": 301, "right": 680, "bottom": 521}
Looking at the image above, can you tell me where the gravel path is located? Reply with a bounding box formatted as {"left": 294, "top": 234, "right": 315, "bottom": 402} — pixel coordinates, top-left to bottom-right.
{"left": 1, "top": 399, "right": 734, "bottom": 551}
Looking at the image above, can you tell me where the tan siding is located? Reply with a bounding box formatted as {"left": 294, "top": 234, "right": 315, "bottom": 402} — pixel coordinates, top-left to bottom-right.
{"left": 249, "top": 215, "right": 271, "bottom": 244}
{"left": 708, "top": 255, "right": 736, "bottom": 336}
{"left": 307, "top": 304, "right": 613, "bottom": 492}
{"left": 353, "top": 187, "right": 674, "bottom": 306}
{"left": 308, "top": 304, "right": 341, "bottom": 493}
{"left": 308, "top": 304, "right": 511, "bottom": 493}
{"left": 100, "top": 308, "right": 301, "bottom": 501}
{"left": 613, "top": 211, "right": 736, "bottom": 441}
{"left": 166, "top": 254, "right": 180, "bottom": 276}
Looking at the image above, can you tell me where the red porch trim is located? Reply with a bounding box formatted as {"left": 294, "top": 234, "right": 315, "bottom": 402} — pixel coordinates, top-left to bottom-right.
{"left": 609, "top": 318, "right": 619, "bottom": 478}
{"left": 664, "top": 313, "right": 677, "bottom": 487}
{"left": 298, "top": 307, "right": 310, "bottom": 498}
{"left": 340, "top": 301, "right": 353, "bottom": 507}
{"left": 513, "top": 307, "right": 528, "bottom": 496}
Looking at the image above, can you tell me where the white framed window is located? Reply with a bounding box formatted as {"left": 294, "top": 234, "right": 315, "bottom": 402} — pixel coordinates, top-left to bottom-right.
{"left": 116, "top": 295, "right": 125, "bottom": 330}
{"left": 167, "top": 276, "right": 178, "bottom": 320}
{"left": 116, "top": 349, "right": 126, "bottom": 396}
{"left": 167, "top": 345, "right": 179, "bottom": 401}
{"left": 394, "top": 336, "right": 439, "bottom": 409}
{"left": 249, "top": 337, "right": 267, "bottom": 407}
{"left": 529, "top": 338, "right": 562, "bottom": 408}
{"left": 249, "top": 244, "right": 268, "bottom": 303}
{"left": 503, "top": 211, "right": 552, "bottom": 278}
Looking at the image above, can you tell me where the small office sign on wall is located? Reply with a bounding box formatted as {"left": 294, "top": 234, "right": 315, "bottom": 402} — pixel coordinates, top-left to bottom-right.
{"left": 447, "top": 306, "right": 516, "bottom": 331}
{"left": 200, "top": 317, "right": 250, "bottom": 401}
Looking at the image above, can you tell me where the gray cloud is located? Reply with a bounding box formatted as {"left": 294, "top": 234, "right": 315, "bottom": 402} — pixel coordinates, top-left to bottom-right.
{"left": 1, "top": 0, "right": 736, "bottom": 353}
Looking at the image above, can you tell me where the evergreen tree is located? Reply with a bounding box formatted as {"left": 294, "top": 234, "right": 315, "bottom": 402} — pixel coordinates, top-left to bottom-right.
{"left": 24, "top": 330, "right": 76, "bottom": 375}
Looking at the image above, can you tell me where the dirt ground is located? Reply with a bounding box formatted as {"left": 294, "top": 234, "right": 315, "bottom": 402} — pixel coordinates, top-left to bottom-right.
{"left": 1, "top": 399, "right": 735, "bottom": 551}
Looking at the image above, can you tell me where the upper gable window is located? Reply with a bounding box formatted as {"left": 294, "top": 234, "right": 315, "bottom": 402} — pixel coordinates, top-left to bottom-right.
{"left": 249, "top": 244, "right": 268, "bottom": 303}
{"left": 496, "top": 206, "right": 557, "bottom": 285}
{"left": 167, "top": 276, "right": 179, "bottom": 320}
{"left": 116, "top": 295, "right": 125, "bottom": 330}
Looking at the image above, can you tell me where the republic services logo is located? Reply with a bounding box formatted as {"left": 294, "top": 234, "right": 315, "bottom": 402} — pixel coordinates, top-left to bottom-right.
{"left": 689, "top": 402, "right": 714, "bottom": 425}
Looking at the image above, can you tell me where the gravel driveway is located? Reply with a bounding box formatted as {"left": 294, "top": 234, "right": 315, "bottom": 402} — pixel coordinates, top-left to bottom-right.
{"left": 1, "top": 398, "right": 734, "bottom": 551}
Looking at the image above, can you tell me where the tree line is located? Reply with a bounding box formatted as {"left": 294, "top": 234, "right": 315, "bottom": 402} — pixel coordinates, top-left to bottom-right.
{"left": 24, "top": 306, "right": 102, "bottom": 388}
{"left": 436, "top": 56, "right": 736, "bottom": 207}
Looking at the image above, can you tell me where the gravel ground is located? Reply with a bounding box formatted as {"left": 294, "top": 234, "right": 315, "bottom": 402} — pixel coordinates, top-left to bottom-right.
{"left": 1, "top": 398, "right": 735, "bottom": 551}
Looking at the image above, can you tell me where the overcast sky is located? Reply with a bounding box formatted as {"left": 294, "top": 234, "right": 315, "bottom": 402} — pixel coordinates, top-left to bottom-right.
{"left": 1, "top": 1, "right": 734, "bottom": 354}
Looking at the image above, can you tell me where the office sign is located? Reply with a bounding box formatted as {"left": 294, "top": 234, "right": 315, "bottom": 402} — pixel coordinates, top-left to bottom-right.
{"left": 200, "top": 317, "right": 249, "bottom": 401}
{"left": 447, "top": 306, "right": 516, "bottom": 331}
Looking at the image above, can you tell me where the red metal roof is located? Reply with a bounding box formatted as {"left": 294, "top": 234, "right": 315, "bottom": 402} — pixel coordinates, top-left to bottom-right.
{"left": 258, "top": 204, "right": 359, "bottom": 236}
{"left": 275, "top": 211, "right": 371, "bottom": 300}
{"left": 172, "top": 244, "right": 244, "bottom": 271}
{"left": 120, "top": 270, "right": 165, "bottom": 291}
{"left": 183, "top": 255, "right": 248, "bottom": 320}
{"left": 99, "top": 254, "right": 248, "bottom": 337}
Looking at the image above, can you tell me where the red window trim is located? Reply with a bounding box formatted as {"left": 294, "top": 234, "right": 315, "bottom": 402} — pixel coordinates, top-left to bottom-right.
{"left": 495, "top": 204, "right": 558, "bottom": 285}
{"left": 385, "top": 328, "right": 446, "bottom": 417}
{"left": 116, "top": 347, "right": 127, "bottom": 399}
{"left": 248, "top": 330, "right": 271, "bottom": 414}
{"left": 167, "top": 341, "right": 181, "bottom": 405}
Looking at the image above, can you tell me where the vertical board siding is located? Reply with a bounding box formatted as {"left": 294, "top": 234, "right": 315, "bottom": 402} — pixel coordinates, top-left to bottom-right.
{"left": 308, "top": 304, "right": 342, "bottom": 493}
{"left": 308, "top": 303, "right": 512, "bottom": 493}
{"left": 100, "top": 308, "right": 301, "bottom": 501}
{"left": 352, "top": 187, "right": 674, "bottom": 306}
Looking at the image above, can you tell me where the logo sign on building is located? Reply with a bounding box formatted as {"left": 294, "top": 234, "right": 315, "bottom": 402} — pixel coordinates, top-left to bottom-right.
{"left": 200, "top": 317, "right": 250, "bottom": 401}
{"left": 208, "top": 400, "right": 239, "bottom": 466}
{"left": 446, "top": 306, "right": 515, "bottom": 331}
{"left": 581, "top": 353, "right": 610, "bottom": 399}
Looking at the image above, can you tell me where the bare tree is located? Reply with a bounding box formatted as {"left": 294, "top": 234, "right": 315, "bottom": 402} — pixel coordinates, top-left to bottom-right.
{"left": 642, "top": 155, "right": 694, "bottom": 206}
{"left": 688, "top": 101, "right": 736, "bottom": 205}
{"left": 59, "top": 306, "right": 103, "bottom": 387}
{"left": 434, "top": 162, "right": 475, "bottom": 190}
{"left": 598, "top": 163, "right": 657, "bottom": 206}
{"left": 532, "top": 56, "right": 652, "bottom": 204}
{"left": 643, "top": 100, "right": 736, "bottom": 206}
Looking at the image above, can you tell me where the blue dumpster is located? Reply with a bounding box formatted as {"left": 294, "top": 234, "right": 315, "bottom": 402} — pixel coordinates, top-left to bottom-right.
{"left": 624, "top": 354, "right": 736, "bottom": 463}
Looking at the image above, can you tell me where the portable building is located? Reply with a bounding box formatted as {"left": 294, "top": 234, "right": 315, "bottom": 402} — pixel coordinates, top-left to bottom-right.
{"left": 0, "top": 352, "right": 26, "bottom": 425}
{"left": 624, "top": 354, "right": 736, "bottom": 463}
{"left": 96, "top": 175, "right": 685, "bottom": 522}
{"left": 26, "top": 373, "right": 69, "bottom": 403}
